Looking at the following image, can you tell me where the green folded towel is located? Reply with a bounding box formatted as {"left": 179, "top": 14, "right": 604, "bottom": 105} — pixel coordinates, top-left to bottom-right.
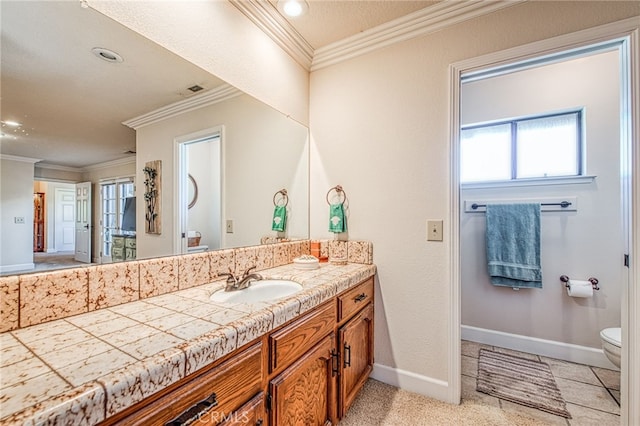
{"left": 329, "top": 203, "right": 346, "bottom": 233}
{"left": 272, "top": 205, "right": 287, "bottom": 232}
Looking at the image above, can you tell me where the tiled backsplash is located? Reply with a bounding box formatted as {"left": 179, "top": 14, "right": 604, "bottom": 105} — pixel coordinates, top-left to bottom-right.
{"left": 0, "top": 239, "right": 373, "bottom": 332}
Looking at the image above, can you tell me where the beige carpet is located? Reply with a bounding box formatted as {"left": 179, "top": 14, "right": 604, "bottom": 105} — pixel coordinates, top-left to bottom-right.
{"left": 477, "top": 349, "right": 571, "bottom": 418}
{"left": 339, "top": 379, "right": 553, "bottom": 426}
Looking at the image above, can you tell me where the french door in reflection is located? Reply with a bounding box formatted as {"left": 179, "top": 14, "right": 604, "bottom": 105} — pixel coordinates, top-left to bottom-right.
{"left": 100, "top": 179, "right": 134, "bottom": 263}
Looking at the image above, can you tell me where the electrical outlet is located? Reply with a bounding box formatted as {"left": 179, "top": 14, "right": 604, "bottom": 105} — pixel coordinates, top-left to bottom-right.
{"left": 14, "top": 217, "right": 25, "bottom": 224}
{"left": 226, "top": 220, "right": 234, "bottom": 233}
{"left": 427, "top": 220, "right": 443, "bottom": 241}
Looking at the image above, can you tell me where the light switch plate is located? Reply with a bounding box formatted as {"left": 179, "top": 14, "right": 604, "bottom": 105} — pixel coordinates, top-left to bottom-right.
{"left": 427, "top": 220, "right": 443, "bottom": 241}
{"left": 226, "top": 220, "right": 234, "bottom": 233}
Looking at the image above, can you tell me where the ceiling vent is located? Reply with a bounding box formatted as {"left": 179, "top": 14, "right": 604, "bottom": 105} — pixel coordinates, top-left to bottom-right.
{"left": 187, "top": 85, "right": 204, "bottom": 93}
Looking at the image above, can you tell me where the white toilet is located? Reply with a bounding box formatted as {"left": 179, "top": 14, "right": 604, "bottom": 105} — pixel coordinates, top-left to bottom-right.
{"left": 600, "top": 327, "right": 621, "bottom": 368}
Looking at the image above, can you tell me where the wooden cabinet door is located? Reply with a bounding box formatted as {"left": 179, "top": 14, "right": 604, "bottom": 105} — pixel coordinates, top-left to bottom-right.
{"left": 339, "top": 303, "right": 374, "bottom": 418}
{"left": 269, "top": 333, "right": 337, "bottom": 426}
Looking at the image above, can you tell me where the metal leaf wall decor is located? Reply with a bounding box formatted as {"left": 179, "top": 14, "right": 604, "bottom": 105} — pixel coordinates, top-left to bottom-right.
{"left": 143, "top": 160, "right": 162, "bottom": 234}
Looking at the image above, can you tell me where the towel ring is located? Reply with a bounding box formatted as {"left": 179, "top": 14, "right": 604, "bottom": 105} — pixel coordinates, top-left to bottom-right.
{"left": 273, "top": 189, "right": 288, "bottom": 207}
{"left": 326, "top": 185, "right": 347, "bottom": 205}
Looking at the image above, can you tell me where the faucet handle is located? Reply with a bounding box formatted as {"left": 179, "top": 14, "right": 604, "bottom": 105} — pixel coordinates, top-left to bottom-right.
{"left": 242, "top": 266, "right": 256, "bottom": 277}
{"left": 218, "top": 272, "right": 236, "bottom": 284}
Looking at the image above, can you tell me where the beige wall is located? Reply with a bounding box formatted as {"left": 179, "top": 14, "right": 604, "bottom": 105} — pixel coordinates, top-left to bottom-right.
{"left": 309, "top": 0, "right": 640, "bottom": 392}
{"left": 0, "top": 158, "right": 36, "bottom": 272}
{"left": 34, "top": 165, "right": 83, "bottom": 182}
{"left": 135, "top": 94, "right": 308, "bottom": 259}
{"left": 89, "top": 0, "right": 309, "bottom": 126}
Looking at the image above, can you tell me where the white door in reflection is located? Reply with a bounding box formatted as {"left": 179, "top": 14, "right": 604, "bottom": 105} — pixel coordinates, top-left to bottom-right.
{"left": 74, "top": 181, "right": 92, "bottom": 263}
{"left": 176, "top": 127, "right": 222, "bottom": 254}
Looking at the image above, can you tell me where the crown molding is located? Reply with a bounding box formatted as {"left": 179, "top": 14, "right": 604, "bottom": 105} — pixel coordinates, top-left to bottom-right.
{"left": 83, "top": 156, "right": 136, "bottom": 172}
{"left": 311, "top": 0, "right": 525, "bottom": 71}
{"left": 229, "top": 0, "right": 314, "bottom": 69}
{"left": 227, "top": 0, "right": 524, "bottom": 72}
{"left": 32, "top": 156, "right": 135, "bottom": 173}
{"left": 35, "top": 163, "right": 83, "bottom": 172}
{"left": 0, "top": 154, "right": 42, "bottom": 164}
{"left": 123, "top": 84, "right": 243, "bottom": 130}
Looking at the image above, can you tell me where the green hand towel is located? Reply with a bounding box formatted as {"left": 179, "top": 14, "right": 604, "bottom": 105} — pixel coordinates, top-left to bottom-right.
{"left": 329, "top": 203, "right": 346, "bottom": 233}
{"left": 272, "top": 205, "right": 287, "bottom": 232}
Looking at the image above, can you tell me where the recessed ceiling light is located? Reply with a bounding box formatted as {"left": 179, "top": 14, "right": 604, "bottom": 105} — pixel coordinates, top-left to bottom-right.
{"left": 278, "top": 0, "right": 308, "bottom": 17}
{"left": 92, "top": 47, "right": 124, "bottom": 63}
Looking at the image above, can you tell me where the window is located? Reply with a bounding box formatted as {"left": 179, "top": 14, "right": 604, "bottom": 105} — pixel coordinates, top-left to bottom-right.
{"left": 461, "top": 111, "right": 582, "bottom": 183}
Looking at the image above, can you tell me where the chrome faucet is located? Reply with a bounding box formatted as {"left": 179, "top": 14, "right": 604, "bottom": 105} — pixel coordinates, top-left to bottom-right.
{"left": 236, "top": 266, "right": 263, "bottom": 290}
{"left": 219, "top": 266, "right": 263, "bottom": 292}
{"left": 218, "top": 272, "right": 238, "bottom": 292}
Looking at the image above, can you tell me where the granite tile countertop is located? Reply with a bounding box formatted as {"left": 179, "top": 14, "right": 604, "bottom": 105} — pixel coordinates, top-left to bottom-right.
{"left": 0, "top": 262, "right": 376, "bottom": 425}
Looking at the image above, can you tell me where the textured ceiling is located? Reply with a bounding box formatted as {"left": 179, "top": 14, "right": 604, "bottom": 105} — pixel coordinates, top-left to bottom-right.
{"left": 0, "top": 1, "right": 224, "bottom": 168}
{"left": 269, "top": 0, "right": 440, "bottom": 49}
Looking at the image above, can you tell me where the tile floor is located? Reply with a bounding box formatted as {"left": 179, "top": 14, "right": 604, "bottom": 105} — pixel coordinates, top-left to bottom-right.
{"left": 462, "top": 340, "right": 621, "bottom": 425}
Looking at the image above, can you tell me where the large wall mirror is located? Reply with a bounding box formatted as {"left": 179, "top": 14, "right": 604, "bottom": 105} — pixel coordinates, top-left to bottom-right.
{"left": 0, "top": 1, "right": 309, "bottom": 275}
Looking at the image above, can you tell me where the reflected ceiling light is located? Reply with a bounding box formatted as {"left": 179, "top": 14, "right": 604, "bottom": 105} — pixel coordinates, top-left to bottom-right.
{"left": 91, "top": 47, "right": 124, "bottom": 63}
{"left": 2, "top": 120, "right": 21, "bottom": 127}
{"left": 278, "top": 0, "right": 308, "bottom": 17}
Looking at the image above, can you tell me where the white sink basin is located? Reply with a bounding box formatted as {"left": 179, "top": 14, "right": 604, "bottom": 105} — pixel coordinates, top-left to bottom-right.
{"left": 209, "top": 280, "right": 303, "bottom": 304}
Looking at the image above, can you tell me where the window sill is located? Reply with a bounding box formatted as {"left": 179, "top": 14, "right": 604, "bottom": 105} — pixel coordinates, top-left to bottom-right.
{"left": 461, "top": 175, "right": 596, "bottom": 190}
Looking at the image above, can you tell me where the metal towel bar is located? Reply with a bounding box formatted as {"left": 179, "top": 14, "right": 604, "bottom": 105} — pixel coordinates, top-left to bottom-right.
{"left": 471, "top": 201, "right": 572, "bottom": 210}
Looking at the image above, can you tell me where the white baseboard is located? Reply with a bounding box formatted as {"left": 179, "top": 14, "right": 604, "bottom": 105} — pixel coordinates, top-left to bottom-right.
{"left": 46, "top": 248, "right": 57, "bottom": 253}
{"left": 461, "top": 325, "right": 618, "bottom": 370}
{"left": 0, "top": 263, "right": 35, "bottom": 273}
{"left": 371, "top": 363, "right": 454, "bottom": 403}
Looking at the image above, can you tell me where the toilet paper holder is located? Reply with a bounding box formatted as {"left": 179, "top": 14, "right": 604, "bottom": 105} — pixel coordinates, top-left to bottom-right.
{"left": 560, "top": 275, "right": 599, "bottom": 291}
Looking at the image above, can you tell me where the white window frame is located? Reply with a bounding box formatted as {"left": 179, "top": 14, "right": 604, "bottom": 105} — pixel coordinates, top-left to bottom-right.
{"left": 461, "top": 109, "right": 585, "bottom": 185}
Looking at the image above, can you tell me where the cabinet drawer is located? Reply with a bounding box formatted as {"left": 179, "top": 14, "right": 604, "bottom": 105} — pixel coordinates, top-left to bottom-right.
{"left": 218, "top": 392, "right": 265, "bottom": 426}
{"left": 111, "top": 247, "right": 124, "bottom": 260}
{"left": 125, "top": 248, "right": 136, "bottom": 260}
{"left": 338, "top": 278, "right": 374, "bottom": 322}
{"left": 116, "top": 343, "right": 262, "bottom": 425}
{"left": 269, "top": 301, "right": 335, "bottom": 373}
{"left": 112, "top": 238, "right": 125, "bottom": 249}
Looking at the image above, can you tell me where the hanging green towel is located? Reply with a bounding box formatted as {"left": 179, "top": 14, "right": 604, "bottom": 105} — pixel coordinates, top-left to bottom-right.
{"left": 329, "top": 203, "right": 346, "bottom": 233}
{"left": 272, "top": 205, "right": 287, "bottom": 232}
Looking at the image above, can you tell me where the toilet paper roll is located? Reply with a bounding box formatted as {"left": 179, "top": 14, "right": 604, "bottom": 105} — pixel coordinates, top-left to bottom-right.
{"left": 567, "top": 279, "right": 593, "bottom": 298}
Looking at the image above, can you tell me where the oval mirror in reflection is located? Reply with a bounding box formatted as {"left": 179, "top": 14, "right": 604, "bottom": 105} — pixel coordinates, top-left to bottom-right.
{"left": 188, "top": 174, "right": 198, "bottom": 209}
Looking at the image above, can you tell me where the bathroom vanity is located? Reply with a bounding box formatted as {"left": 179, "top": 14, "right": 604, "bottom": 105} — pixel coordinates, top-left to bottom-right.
{"left": 102, "top": 277, "right": 374, "bottom": 425}
{"left": 0, "top": 241, "right": 375, "bottom": 425}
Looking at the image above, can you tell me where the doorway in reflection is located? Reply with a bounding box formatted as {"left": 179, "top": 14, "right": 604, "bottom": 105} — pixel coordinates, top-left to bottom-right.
{"left": 178, "top": 128, "right": 222, "bottom": 254}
